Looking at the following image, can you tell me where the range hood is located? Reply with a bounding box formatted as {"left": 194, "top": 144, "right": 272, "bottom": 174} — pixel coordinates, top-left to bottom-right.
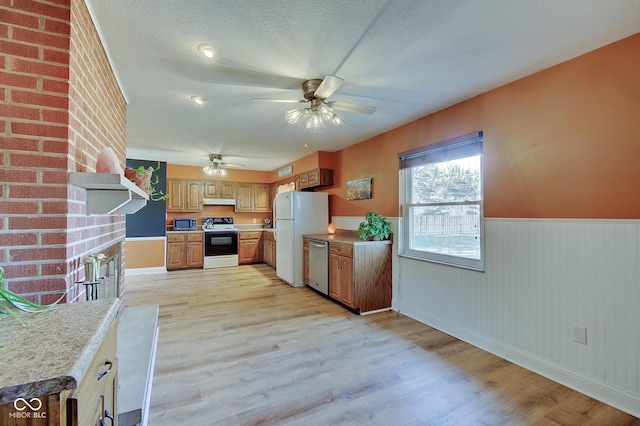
{"left": 203, "top": 198, "right": 236, "bottom": 206}
{"left": 70, "top": 172, "right": 149, "bottom": 215}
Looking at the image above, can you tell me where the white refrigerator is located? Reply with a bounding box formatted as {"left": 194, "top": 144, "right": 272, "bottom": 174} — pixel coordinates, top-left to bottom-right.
{"left": 274, "top": 191, "right": 328, "bottom": 287}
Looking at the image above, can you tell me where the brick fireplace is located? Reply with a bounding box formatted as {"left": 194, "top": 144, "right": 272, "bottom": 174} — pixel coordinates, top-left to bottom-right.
{"left": 1, "top": 0, "right": 128, "bottom": 303}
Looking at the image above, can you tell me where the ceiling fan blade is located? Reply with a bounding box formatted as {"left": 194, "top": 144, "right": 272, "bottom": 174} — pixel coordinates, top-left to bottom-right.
{"left": 251, "top": 98, "right": 306, "bottom": 103}
{"left": 330, "top": 101, "right": 376, "bottom": 115}
{"left": 314, "top": 75, "right": 344, "bottom": 99}
{"left": 219, "top": 162, "right": 246, "bottom": 168}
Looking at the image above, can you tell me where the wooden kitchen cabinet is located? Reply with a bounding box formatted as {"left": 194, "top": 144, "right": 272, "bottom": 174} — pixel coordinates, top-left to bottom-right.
{"left": 299, "top": 168, "right": 333, "bottom": 190}
{"left": 67, "top": 322, "right": 118, "bottom": 426}
{"left": 239, "top": 231, "right": 263, "bottom": 264}
{"left": 329, "top": 244, "right": 354, "bottom": 307}
{"left": 263, "top": 231, "right": 277, "bottom": 268}
{"left": 254, "top": 183, "right": 271, "bottom": 211}
{"left": 204, "top": 180, "right": 235, "bottom": 199}
{"left": 235, "top": 182, "right": 272, "bottom": 212}
{"left": 235, "top": 182, "right": 254, "bottom": 211}
{"left": 167, "top": 232, "right": 204, "bottom": 270}
{"left": 326, "top": 240, "right": 392, "bottom": 314}
{"left": 167, "top": 178, "right": 203, "bottom": 211}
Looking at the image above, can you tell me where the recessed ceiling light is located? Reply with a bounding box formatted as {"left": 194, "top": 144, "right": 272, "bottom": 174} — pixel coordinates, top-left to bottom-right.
{"left": 191, "top": 96, "right": 207, "bottom": 105}
{"left": 197, "top": 43, "right": 216, "bottom": 59}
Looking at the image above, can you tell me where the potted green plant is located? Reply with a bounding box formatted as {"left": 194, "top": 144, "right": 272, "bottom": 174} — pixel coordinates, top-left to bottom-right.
{"left": 124, "top": 162, "right": 169, "bottom": 201}
{"left": 357, "top": 211, "right": 391, "bottom": 241}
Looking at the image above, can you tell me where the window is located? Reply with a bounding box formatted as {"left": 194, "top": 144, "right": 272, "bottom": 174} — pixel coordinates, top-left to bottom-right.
{"left": 399, "top": 131, "right": 484, "bottom": 270}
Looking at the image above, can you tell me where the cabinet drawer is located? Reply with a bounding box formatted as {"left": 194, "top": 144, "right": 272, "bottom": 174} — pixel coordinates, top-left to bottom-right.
{"left": 187, "top": 233, "right": 203, "bottom": 242}
{"left": 167, "top": 233, "right": 185, "bottom": 243}
{"left": 239, "top": 231, "right": 262, "bottom": 240}
{"left": 330, "top": 243, "right": 353, "bottom": 258}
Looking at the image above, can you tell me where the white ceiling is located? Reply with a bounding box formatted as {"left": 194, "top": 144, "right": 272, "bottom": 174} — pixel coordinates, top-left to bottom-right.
{"left": 86, "top": 0, "right": 640, "bottom": 171}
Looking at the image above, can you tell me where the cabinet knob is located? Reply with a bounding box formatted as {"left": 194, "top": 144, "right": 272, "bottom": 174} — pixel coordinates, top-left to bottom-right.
{"left": 105, "top": 409, "right": 114, "bottom": 424}
{"left": 97, "top": 359, "right": 113, "bottom": 381}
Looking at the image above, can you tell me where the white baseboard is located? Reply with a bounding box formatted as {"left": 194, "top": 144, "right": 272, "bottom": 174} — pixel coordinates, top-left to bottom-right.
{"left": 125, "top": 267, "right": 167, "bottom": 276}
{"left": 397, "top": 304, "right": 640, "bottom": 418}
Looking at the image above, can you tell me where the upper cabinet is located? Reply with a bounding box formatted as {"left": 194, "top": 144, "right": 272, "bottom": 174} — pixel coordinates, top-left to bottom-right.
{"left": 167, "top": 179, "right": 203, "bottom": 212}
{"left": 204, "top": 180, "right": 235, "bottom": 199}
{"left": 166, "top": 166, "right": 332, "bottom": 213}
{"left": 305, "top": 168, "right": 333, "bottom": 189}
{"left": 254, "top": 183, "right": 271, "bottom": 211}
{"left": 275, "top": 168, "right": 333, "bottom": 192}
{"left": 235, "top": 182, "right": 254, "bottom": 211}
{"left": 235, "top": 182, "right": 271, "bottom": 212}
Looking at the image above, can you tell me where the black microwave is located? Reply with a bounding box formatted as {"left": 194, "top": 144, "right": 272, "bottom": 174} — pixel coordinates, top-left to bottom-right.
{"left": 173, "top": 218, "right": 197, "bottom": 231}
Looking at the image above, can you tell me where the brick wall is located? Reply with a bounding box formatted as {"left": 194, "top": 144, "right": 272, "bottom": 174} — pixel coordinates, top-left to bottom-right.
{"left": 0, "top": 0, "right": 127, "bottom": 303}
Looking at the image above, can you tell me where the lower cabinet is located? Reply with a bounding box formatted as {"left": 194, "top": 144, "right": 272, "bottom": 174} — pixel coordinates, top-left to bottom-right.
{"left": 239, "top": 231, "right": 263, "bottom": 264}
{"left": 329, "top": 244, "right": 354, "bottom": 307}
{"left": 327, "top": 240, "right": 392, "bottom": 314}
{"left": 167, "top": 232, "right": 204, "bottom": 270}
{"left": 0, "top": 318, "right": 119, "bottom": 426}
{"left": 263, "top": 231, "right": 276, "bottom": 268}
{"left": 67, "top": 322, "right": 118, "bottom": 426}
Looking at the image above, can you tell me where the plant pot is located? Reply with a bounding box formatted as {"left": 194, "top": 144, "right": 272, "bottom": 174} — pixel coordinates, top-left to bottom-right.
{"left": 134, "top": 170, "right": 153, "bottom": 194}
{"left": 124, "top": 169, "right": 136, "bottom": 180}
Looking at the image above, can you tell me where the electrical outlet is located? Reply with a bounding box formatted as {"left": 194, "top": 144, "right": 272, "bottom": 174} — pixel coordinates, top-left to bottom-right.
{"left": 573, "top": 326, "right": 587, "bottom": 345}
{"left": 252, "top": 218, "right": 256, "bottom": 224}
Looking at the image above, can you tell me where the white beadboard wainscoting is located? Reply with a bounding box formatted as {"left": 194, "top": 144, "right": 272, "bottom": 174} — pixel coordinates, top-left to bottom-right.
{"left": 397, "top": 218, "right": 640, "bottom": 417}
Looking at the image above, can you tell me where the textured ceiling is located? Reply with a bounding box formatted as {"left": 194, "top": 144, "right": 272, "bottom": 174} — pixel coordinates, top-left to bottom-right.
{"left": 85, "top": 0, "right": 640, "bottom": 171}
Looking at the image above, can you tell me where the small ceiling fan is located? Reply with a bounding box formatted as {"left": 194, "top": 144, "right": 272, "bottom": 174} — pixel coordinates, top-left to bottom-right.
{"left": 203, "top": 154, "right": 245, "bottom": 177}
{"left": 251, "top": 75, "right": 376, "bottom": 132}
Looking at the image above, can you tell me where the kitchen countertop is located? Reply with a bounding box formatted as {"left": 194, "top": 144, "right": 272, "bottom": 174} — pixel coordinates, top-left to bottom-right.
{"left": 166, "top": 226, "right": 274, "bottom": 232}
{"left": 236, "top": 224, "right": 272, "bottom": 231}
{"left": 0, "top": 298, "right": 121, "bottom": 404}
{"left": 303, "top": 234, "right": 392, "bottom": 245}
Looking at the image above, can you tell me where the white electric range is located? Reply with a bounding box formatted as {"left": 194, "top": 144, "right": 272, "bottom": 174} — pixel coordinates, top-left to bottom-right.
{"left": 202, "top": 217, "right": 239, "bottom": 269}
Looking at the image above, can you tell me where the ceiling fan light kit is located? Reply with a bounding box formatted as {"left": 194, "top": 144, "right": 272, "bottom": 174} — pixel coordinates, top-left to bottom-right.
{"left": 203, "top": 154, "right": 246, "bottom": 176}
{"left": 203, "top": 162, "right": 226, "bottom": 177}
{"left": 251, "top": 74, "right": 375, "bottom": 134}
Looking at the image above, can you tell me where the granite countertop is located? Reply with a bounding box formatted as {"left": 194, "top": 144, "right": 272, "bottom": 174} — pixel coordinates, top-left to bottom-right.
{"left": 303, "top": 234, "right": 392, "bottom": 245}
{"left": 0, "top": 298, "right": 121, "bottom": 404}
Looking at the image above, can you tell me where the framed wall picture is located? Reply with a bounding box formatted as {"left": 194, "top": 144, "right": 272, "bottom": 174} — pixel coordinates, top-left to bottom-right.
{"left": 347, "top": 177, "right": 373, "bottom": 200}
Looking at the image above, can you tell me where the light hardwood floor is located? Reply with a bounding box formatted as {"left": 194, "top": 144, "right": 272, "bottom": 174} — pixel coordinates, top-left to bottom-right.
{"left": 124, "top": 265, "right": 639, "bottom": 425}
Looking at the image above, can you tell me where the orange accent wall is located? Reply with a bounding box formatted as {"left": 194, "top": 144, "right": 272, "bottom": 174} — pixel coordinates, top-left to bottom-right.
{"left": 325, "top": 33, "right": 640, "bottom": 219}
{"left": 168, "top": 164, "right": 271, "bottom": 182}
{"left": 268, "top": 151, "right": 335, "bottom": 182}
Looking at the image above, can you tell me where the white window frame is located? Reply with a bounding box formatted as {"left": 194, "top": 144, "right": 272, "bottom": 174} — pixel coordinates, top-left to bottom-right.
{"left": 399, "top": 132, "right": 484, "bottom": 271}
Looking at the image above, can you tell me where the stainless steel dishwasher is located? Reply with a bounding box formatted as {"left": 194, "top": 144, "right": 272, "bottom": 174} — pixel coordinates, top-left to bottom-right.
{"left": 308, "top": 240, "right": 329, "bottom": 295}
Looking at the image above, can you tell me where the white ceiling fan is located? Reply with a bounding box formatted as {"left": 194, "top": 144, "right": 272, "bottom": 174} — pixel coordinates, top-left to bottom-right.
{"left": 251, "top": 75, "right": 376, "bottom": 132}
{"left": 203, "top": 154, "right": 245, "bottom": 177}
